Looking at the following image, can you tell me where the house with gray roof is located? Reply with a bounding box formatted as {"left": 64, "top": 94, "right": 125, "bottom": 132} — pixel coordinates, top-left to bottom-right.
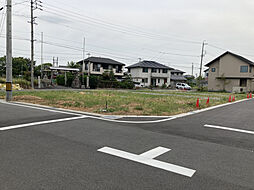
{"left": 77, "top": 57, "right": 125, "bottom": 78}
{"left": 205, "top": 51, "right": 254, "bottom": 92}
{"left": 126, "top": 61, "right": 173, "bottom": 87}
{"left": 170, "top": 69, "right": 187, "bottom": 87}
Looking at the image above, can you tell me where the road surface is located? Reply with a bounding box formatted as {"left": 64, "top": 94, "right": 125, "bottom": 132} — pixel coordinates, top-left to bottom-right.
{"left": 0, "top": 99, "right": 253, "bottom": 190}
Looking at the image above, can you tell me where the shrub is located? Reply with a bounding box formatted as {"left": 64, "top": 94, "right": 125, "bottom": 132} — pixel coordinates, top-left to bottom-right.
{"left": 118, "top": 80, "right": 134, "bottom": 89}
{"left": 66, "top": 73, "right": 75, "bottom": 87}
{"left": 79, "top": 75, "right": 87, "bottom": 86}
{"left": 161, "top": 84, "right": 167, "bottom": 89}
{"left": 56, "top": 75, "right": 65, "bottom": 86}
{"left": 56, "top": 73, "right": 76, "bottom": 87}
{"left": 89, "top": 75, "right": 99, "bottom": 89}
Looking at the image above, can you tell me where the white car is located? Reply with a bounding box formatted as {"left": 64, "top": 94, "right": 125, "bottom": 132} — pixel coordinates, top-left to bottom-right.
{"left": 134, "top": 82, "right": 144, "bottom": 88}
{"left": 176, "top": 83, "right": 191, "bottom": 90}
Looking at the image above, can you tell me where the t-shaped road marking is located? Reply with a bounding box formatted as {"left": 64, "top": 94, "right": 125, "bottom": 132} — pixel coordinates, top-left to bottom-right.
{"left": 98, "top": 146, "right": 196, "bottom": 177}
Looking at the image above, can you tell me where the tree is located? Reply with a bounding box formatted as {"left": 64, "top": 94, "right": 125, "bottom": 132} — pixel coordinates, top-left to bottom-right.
{"left": 0, "top": 56, "right": 32, "bottom": 78}
{"left": 34, "top": 63, "right": 52, "bottom": 77}
{"left": 67, "top": 61, "right": 80, "bottom": 68}
{"left": 0, "top": 56, "right": 5, "bottom": 77}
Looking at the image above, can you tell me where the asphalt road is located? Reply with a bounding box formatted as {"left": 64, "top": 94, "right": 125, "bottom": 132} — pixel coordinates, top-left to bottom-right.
{"left": 0, "top": 99, "right": 253, "bottom": 190}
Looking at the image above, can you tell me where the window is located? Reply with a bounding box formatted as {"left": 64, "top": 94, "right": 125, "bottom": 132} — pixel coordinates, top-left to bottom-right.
{"left": 240, "top": 66, "right": 248, "bottom": 73}
{"left": 158, "top": 79, "right": 160, "bottom": 83}
{"left": 158, "top": 69, "right": 161, "bottom": 73}
{"left": 151, "top": 68, "right": 157, "bottom": 73}
{"left": 162, "top": 69, "right": 168, "bottom": 73}
{"left": 93, "top": 64, "right": 100, "bottom": 72}
{"left": 240, "top": 78, "right": 247, "bottom": 87}
{"left": 128, "top": 68, "right": 131, "bottom": 73}
{"left": 142, "top": 68, "right": 148, "bottom": 73}
{"left": 142, "top": 78, "right": 148, "bottom": 83}
{"left": 211, "top": 68, "right": 216, "bottom": 72}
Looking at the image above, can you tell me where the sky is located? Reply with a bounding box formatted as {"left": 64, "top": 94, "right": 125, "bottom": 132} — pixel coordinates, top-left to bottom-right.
{"left": 0, "top": 0, "right": 254, "bottom": 75}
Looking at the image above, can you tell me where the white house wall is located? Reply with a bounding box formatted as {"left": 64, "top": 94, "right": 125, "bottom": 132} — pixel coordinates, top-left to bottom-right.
{"left": 129, "top": 68, "right": 171, "bottom": 87}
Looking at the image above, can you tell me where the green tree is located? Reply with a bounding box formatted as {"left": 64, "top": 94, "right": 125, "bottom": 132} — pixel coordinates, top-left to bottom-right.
{"left": 67, "top": 61, "right": 80, "bottom": 68}
{"left": 34, "top": 63, "right": 53, "bottom": 77}
{"left": 0, "top": 56, "right": 32, "bottom": 78}
{"left": 0, "top": 56, "right": 5, "bottom": 77}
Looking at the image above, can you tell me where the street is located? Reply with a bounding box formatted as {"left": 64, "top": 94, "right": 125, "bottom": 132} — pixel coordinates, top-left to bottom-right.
{"left": 0, "top": 99, "right": 253, "bottom": 190}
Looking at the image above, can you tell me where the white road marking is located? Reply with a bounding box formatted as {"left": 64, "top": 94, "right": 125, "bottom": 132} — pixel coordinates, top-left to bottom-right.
{"left": 0, "top": 101, "right": 82, "bottom": 116}
{"left": 98, "top": 147, "right": 196, "bottom": 177}
{"left": 0, "top": 116, "right": 87, "bottom": 131}
{"left": 204, "top": 124, "right": 254, "bottom": 135}
{"left": 140, "top": 147, "right": 171, "bottom": 159}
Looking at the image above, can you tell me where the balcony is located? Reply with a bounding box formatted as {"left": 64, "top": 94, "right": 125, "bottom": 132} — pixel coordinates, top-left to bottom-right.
{"left": 89, "top": 67, "right": 124, "bottom": 76}
{"left": 151, "top": 72, "right": 169, "bottom": 78}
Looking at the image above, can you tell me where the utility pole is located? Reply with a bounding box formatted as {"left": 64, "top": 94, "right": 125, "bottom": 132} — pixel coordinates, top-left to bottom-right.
{"left": 199, "top": 41, "right": 207, "bottom": 89}
{"left": 40, "top": 32, "right": 43, "bottom": 78}
{"left": 30, "top": 0, "right": 42, "bottom": 89}
{"left": 6, "top": 0, "right": 12, "bottom": 101}
{"left": 192, "top": 63, "right": 194, "bottom": 76}
{"left": 30, "top": 0, "right": 34, "bottom": 89}
{"left": 82, "top": 37, "right": 85, "bottom": 87}
{"left": 199, "top": 41, "right": 207, "bottom": 78}
{"left": 86, "top": 53, "right": 90, "bottom": 88}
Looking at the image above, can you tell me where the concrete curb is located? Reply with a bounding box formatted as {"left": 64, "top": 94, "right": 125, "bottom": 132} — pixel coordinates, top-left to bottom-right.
{"left": 0, "top": 98, "right": 251, "bottom": 124}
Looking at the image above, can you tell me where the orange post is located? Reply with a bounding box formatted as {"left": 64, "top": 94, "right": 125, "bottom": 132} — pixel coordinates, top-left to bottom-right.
{"left": 206, "top": 97, "right": 209, "bottom": 105}
{"left": 228, "top": 95, "right": 231, "bottom": 102}
{"left": 232, "top": 96, "right": 235, "bottom": 101}
{"left": 196, "top": 98, "right": 199, "bottom": 108}
{"left": 250, "top": 93, "right": 252, "bottom": 98}
{"left": 247, "top": 93, "right": 249, "bottom": 99}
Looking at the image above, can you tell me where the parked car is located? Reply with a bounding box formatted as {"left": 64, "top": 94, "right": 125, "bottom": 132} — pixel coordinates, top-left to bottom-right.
{"left": 176, "top": 83, "right": 191, "bottom": 90}
{"left": 134, "top": 82, "right": 144, "bottom": 88}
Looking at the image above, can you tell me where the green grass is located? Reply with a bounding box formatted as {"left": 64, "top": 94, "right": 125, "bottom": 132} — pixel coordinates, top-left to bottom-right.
{"left": 0, "top": 90, "right": 247, "bottom": 116}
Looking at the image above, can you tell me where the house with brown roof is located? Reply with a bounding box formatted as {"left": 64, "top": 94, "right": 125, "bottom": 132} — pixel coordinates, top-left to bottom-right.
{"left": 205, "top": 51, "right": 254, "bottom": 92}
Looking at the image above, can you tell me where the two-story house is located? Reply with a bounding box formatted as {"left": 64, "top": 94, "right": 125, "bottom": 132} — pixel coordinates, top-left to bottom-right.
{"left": 126, "top": 61, "right": 172, "bottom": 87}
{"left": 77, "top": 57, "right": 125, "bottom": 78}
{"left": 205, "top": 51, "right": 254, "bottom": 92}
{"left": 170, "top": 69, "right": 187, "bottom": 87}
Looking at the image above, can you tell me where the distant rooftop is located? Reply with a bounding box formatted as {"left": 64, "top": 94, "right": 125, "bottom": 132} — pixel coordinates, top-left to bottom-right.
{"left": 171, "top": 69, "right": 185, "bottom": 73}
{"left": 49, "top": 67, "right": 79, "bottom": 72}
{"left": 171, "top": 75, "right": 187, "bottom": 81}
{"left": 77, "top": 57, "right": 125, "bottom": 66}
{"left": 126, "top": 60, "right": 173, "bottom": 69}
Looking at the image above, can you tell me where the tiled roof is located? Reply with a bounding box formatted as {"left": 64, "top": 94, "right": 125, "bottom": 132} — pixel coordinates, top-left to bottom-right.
{"left": 171, "top": 69, "right": 185, "bottom": 73}
{"left": 77, "top": 57, "right": 125, "bottom": 66}
{"left": 126, "top": 60, "right": 173, "bottom": 69}
{"left": 171, "top": 75, "right": 187, "bottom": 81}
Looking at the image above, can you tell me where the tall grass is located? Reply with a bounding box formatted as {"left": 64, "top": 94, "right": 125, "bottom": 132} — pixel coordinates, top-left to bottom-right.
{"left": 0, "top": 77, "right": 31, "bottom": 89}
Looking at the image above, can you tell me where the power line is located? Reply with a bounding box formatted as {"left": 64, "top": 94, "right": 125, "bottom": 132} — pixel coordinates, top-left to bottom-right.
{"left": 0, "top": 0, "right": 6, "bottom": 37}
{"left": 44, "top": 3, "right": 201, "bottom": 44}
{"left": 12, "top": 8, "right": 203, "bottom": 59}
{"left": 159, "top": 51, "right": 200, "bottom": 58}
